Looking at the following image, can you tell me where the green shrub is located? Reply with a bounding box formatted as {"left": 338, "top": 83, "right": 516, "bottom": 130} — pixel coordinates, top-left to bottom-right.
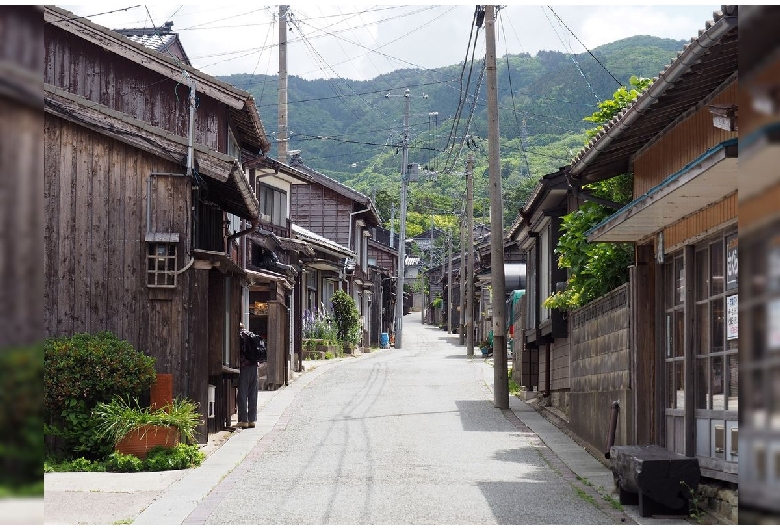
{"left": 331, "top": 290, "right": 361, "bottom": 347}
{"left": 44, "top": 332, "right": 157, "bottom": 459}
{"left": 144, "top": 444, "right": 204, "bottom": 471}
{"left": 0, "top": 344, "right": 44, "bottom": 492}
{"left": 105, "top": 452, "right": 143, "bottom": 473}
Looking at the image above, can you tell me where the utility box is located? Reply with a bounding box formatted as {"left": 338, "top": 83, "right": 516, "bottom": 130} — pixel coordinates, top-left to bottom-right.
{"left": 406, "top": 163, "right": 419, "bottom": 182}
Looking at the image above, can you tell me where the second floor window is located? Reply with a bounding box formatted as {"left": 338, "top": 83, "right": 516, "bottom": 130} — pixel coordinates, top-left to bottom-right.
{"left": 257, "top": 184, "right": 287, "bottom": 226}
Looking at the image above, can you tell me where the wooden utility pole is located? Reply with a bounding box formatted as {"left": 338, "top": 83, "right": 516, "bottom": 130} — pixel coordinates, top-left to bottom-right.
{"left": 459, "top": 212, "right": 466, "bottom": 345}
{"left": 466, "top": 153, "right": 475, "bottom": 357}
{"left": 278, "top": 5, "right": 289, "bottom": 162}
{"left": 447, "top": 229, "right": 453, "bottom": 334}
{"left": 485, "top": 5, "right": 508, "bottom": 409}
{"left": 395, "top": 89, "right": 411, "bottom": 349}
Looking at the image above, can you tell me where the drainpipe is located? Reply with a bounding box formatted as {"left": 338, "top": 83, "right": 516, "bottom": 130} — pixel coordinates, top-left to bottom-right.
{"left": 605, "top": 400, "right": 620, "bottom": 459}
{"left": 184, "top": 72, "right": 196, "bottom": 177}
{"left": 347, "top": 207, "right": 372, "bottom": 253}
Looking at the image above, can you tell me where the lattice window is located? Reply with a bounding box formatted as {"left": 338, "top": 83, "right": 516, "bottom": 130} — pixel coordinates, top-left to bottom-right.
{"left": 147, "top": 243, "right": 177, "bottom": 288}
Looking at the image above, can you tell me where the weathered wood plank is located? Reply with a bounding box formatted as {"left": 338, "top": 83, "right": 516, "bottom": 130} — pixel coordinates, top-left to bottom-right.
{"left": 123, "top": 145, "right": 141, "bottom": 346}
{"left": 72, "top": 123, "right": 91, "bottom": 331}
{"left": 105, "top": 136, "right": 124, "bottom": 336}
{"left": 90, "top": 132, "right": 109, "bottom": 330}
{"left": 44, "top": 115, "right": 61, "bottom": 337}
{"left": 56, "top": 120, "right": 77, "bottom": 337}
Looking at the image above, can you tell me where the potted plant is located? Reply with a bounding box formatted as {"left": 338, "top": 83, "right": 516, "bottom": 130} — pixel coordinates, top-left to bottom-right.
{"left": 93, "top": 396, "right": 202, "bottom": 459}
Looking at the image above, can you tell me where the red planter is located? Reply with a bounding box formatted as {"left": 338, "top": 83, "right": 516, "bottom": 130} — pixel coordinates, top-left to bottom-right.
{"left": 115, "top": 426, "right": 180, "bottom": 459}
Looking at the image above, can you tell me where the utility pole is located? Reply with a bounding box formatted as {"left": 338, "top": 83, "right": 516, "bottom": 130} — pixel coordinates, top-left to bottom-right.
{"left": 390, "top": 203, "right": 395, "bottom": 248}
{"left": 278, "top": 5, "right": 289, "bottom": 162}
{"left": 447, "top": 228, "right": 453, "bottom": 334}
{"left": 466, "top": 153, "right": 475, "bottom": 357}
{"left": 484, "top": 5, "right": 508, "bottom": 409}
{"left": 395, "top": 89, "right": 411, "bottom": 349}
{"left": 424, "top": 215, "right": 434, "bottom": 324}
{"left": 459, "top": 212, "right": 466, "bottom": 345}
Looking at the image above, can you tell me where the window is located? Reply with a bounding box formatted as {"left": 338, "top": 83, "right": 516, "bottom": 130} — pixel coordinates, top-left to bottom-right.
{"left": 539, "top": 223, "right": 551, "bottom": 322}
{"left": 147, "top": 243, "right": 177, "bottom": 288}
{"left": 257, "top": 184, "right": 287, "bottom": 226}
{"left": 227, "top": 129, "right": 241, "bottom": 161}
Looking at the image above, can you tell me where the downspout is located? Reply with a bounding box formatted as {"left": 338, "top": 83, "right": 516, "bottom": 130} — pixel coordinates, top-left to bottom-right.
{"left": 605, "top": 400, "right": 620, "bottom": 459}
{"left": 185, "top": 72, "right": 196, "bottom": 177}
{"left": 347, "top": 207, "right": 372, "bottom": 253}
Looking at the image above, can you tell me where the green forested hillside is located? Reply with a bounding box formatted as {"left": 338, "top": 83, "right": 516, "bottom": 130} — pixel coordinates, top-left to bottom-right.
{"left": 220, "top": 35, "right": 684, "bottom": 235}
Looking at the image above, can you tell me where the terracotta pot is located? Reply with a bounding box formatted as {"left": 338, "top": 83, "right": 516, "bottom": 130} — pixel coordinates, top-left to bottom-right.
{"left": 115, "top": 425, "right": 180, "bottom": 459}
{"left": 150, "top": 374, "right": 173, "bottom": 411}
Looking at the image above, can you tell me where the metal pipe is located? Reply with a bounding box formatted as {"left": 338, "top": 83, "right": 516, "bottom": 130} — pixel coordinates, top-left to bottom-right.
{"left": 347, "top": 207, "right": 371, "bottom": 253}
{"left": 185, "top": 73, "right": 197, "bottom": 177}
{"left": 605, "top": 400, "right": 621, "bottom": 459}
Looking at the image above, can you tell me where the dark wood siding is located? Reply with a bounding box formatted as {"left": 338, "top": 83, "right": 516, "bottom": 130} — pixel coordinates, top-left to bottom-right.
{"left": 44, "top": 26, "right": 224, "bottom": 152}
{"left": 290, "top": 183, "right": 353, "bottom": 247}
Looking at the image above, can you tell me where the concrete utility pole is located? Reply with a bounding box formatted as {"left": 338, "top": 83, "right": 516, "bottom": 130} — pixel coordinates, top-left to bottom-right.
{"left": 278, "top": 5, "right": 289, "bottom": 162}
{"left": 466, "top": 153, "right": 475, "bottom": 357}
{"left": 395, "top": 89, "right": 411, "bottom": 349}
{"left": 459, "top": 213, "right": 466, "bottom": 345}
{"left": 447, "top": 228, "right": 453, "bottom": 333}
{"left": 390, "top": 203, "right": 395, "bottom": 248}
{"left": 485, "top": 5, "right": 509, "bottom": 409}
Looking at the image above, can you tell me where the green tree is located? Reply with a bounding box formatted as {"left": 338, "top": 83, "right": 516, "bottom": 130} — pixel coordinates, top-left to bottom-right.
{"left": 546, "top": 77, "right": 650, "bottom": 310}
{"left": 330, "top": 289, "right": 361, "bottom": 347}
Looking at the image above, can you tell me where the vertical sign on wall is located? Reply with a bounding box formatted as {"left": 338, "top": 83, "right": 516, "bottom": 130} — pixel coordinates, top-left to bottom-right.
{"left": 726, "top": 233, "right": 738, "bottom": 291}
{"left": 727, "top": 294, "right": 738, "bottom": 340}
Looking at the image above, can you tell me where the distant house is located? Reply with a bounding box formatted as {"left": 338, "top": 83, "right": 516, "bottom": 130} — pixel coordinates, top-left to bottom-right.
{"left": 43, "top": 6, "right": 272, "bottom": 440}
{"left": 288, "top": 152, "right": 389, "bottom": 347}
{"left": 508, "top": 168, "right": 571, "bottom": 411}
{"left": 114, "top": 21, "right": 191, "bottom": 66}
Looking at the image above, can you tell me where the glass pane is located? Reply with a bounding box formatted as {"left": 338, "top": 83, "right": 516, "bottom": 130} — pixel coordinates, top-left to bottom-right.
{"left": 753, "top": 303, "right": 766, "bottom": 362}
{"left": 728, "top": 354, "right": 738, "bottom": 411}
{"left": 697, "top": 302, "right": 710, "bottom": 354}
{"left": 675, "top": 310, "right": 685, "bottom": 358}
{"left": 712, "top": 298, "right": 725, "bottom": 353}
{"left": 755, "top": 237, "right": 768, "bottom": 297}
{"left": 665, "top": 262, "right": 674, "bottom": 309}
{"left": 675, "top": 360, "right": 685, "bottom": 409}
{"left": 712, "top": 356, "right": 725, "bottom": 411}
{"left": 711, "top": 239, "right": 724, "bottom": 295}
{"left": 676, "top": 257, "right": 685, "bottom": 305}
{"left": 666, "top": 313, "right": 673, "bottom": 358}
{"left": 667, "top": 362, "right": 676, "bottom": 408}
{"left": 696, "top": 249, "right": 709, "bottom": 301}
{"left": 696, "top": 357, "right": 710, "bottom": 410}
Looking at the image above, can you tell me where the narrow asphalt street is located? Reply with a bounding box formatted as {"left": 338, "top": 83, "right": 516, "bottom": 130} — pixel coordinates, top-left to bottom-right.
{"left": 44, "top": 313, "right": 642, "bottom": 525}
{"left": 194, "top": 315, "right": 620, "bottom": 525}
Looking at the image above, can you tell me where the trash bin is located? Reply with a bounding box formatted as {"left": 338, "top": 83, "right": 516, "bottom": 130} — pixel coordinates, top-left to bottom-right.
{"left": 380, "top": 332, "right": 390, "bottom": 348}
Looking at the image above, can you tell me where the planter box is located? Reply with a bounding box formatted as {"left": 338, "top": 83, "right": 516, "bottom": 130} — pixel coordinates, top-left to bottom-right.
{"left": 115, "top": 426, "right": 180, "bottom": 459}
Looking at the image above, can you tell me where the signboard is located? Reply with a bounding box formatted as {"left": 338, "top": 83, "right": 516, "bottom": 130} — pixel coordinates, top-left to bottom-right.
{"left": 726, "top": 233, "right": 738, "bottom": 291}
{"left": 726, "top": 294, "right": 738, "bottom": 341}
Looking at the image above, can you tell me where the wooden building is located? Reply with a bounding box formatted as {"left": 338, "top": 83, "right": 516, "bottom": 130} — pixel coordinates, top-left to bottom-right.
{"left": 572, "top": 6, "right": 739, "bottom": 508}
{"left": 288, "top": 152, "right": 383, "bottom": 350}
{"left": 43, "top": 6, "right": 274, "bottom": 440}
{"left": 735, "top": 5, "right": 780, "bottom": 520}
{"left": 508, "top": 168, "right": 571, "bottom": 410}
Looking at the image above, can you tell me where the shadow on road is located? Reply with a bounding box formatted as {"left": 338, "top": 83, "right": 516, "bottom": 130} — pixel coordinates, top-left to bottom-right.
{"left": 455, "top": 400, "right": 517, "bottom": 432}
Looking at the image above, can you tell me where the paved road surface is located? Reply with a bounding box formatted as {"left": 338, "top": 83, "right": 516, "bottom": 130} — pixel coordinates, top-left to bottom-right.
{"left": 197, "top": 316, "right": 620, "bottom": 525}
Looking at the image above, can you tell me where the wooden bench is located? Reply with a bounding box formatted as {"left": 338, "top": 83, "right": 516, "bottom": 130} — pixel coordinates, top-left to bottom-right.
{"left": 609, "top": 445, "right": 700, "bottom": 517}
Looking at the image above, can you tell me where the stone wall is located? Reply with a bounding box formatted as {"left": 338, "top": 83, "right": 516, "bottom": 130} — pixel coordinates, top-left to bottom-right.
{"left": 570, "top": 284, "right": 632, "bottom": 454}
{"left": 696, "top": 479, "right": 738, "bottom": 523}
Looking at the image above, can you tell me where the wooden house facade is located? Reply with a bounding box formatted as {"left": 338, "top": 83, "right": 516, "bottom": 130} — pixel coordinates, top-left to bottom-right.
{"left": 288, "top": 153, "right": 383, "bottom": 350}
{"left": 734, "top": 5, "right": 780, "bottom": 518}
{"left": 572, "top": 6, "right": 739, "bottom": 504}
{"left": 508, "top": 168, "right": 571, "bottom": 410}
{"left": 43, "top": 6, "right": 273, "bottom": 441}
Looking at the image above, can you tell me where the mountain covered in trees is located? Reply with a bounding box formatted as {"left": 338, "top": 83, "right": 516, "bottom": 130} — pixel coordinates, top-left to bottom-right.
{"left": 220, "top": 35, "right": 684, "bottom": 238}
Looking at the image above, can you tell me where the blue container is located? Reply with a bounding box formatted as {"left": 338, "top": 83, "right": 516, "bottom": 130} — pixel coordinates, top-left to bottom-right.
{"left": 380, "top": 332, "right": 390, "bottom": 348}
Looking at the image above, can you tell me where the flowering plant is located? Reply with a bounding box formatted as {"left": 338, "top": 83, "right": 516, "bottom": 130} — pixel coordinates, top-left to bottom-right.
{"left": 302, "top": 304, "right": 338, "bottom": 343}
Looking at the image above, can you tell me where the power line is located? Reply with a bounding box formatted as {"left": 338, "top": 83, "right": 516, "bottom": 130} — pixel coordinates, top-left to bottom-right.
{"left": 45, "top": 5, "right": 142, "bottom": 25}
{"left": 547, "top": 6, "right": 622, "bottom": 88}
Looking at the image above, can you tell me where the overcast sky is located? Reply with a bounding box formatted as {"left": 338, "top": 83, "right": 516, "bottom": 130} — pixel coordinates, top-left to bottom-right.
{"left": 61, "top": 3, "right": 720, "bottom": 82}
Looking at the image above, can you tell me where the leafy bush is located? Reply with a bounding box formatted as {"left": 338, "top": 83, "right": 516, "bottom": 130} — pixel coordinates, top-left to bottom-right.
{"left": 105, "top": 452, "right": 143, "bottom": 473}
{"left": 0, "top": 344, "right": 43, "bottom": 492}
{"left": 144, "top": 444, "right": 204, "bottom": 471}
{"left": 331, "top": 289, "right": 361, "bottom": 347}
{"left": 44, "top": 332, "right": 157, "bottom": 459}
{"left": 45, "top": 456, "right": 106, "bottom": 473}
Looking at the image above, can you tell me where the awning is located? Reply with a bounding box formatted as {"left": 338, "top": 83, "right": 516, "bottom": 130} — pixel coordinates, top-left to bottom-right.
{"left": 245, "top": 268, "right": 293, "bottom": 290}
{"left": 277, "top": 236, "right": 315, "bottom": 257}
{"left": 304, "top": 258, "right": 342, "bottom": 273}
{"left": 587, "top": 139, "right": 738, "bottom": 243}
